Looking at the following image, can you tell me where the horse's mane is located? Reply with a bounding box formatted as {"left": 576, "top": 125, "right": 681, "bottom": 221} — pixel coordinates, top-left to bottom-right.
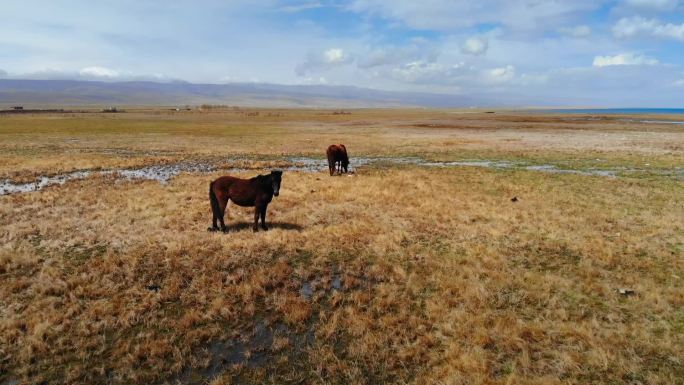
{"left": 252, "top": 171, "right": 280, "bottom": 185}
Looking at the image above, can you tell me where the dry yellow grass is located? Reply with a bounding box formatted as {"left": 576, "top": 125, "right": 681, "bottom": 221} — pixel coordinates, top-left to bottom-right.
{"left": 0, "top": 109, "right": 682, "bottom": 384}
{"left": 1, "top": 108, "right": 683, "bottom": 180}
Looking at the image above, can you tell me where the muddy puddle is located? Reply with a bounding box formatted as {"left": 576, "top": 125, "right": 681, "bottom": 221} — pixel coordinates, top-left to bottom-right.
{"left": 0, "top": 162, "right": 216, "bottom": 195}
{"left": 2, "top": 156, "right": 681, "bottom": 196}
{"left": 115, "top": 162, "right": 215, "bottom": 183}
{"left": 299, "top": 274, "right": 343, "bottom": 300}
{"left": 169, "top": 271, "right": 362, "bottom": 384}
{"left": 171, "top": 319, "right": 314, "bottom": 385}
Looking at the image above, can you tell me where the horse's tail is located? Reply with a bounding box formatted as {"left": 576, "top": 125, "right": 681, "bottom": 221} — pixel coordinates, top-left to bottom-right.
{"left": 209, "top": 180, "right": 220, "bottom": 219}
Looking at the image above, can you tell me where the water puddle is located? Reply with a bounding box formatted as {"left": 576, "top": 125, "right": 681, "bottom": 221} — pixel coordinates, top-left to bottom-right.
{"left": 299, "top": 274, "right": 344, "bottom": 300}
{"left": 0, "top": 162, "right": 216, "bottom": 195}
{"left": 524, "top": 165, "right": 618, "bottom": 177}
{"left": 299, "top": 281, "right": 314, "bottom": 299}
{"left": 168, "top": 269, "right": 373, "bottom": 384}
{"left": 2, "top": 156, "right": 681, "bottom": 196}
{"left": 171, "top": 319, "right": 314, "bottom": 385}
{"left": 561, "top": 117, "right": 684, "bottom": 125}
{"left": 0, "top": 171, "right": 92, "bottom": 195}
{"left": 422, "top": 160, "right": 515, "bottom": 169}
{"left": 115, "top": 162, "right": 215, "bottom": 183}
{"left": 621, "top": 119, "right": 684, "bottom": 125}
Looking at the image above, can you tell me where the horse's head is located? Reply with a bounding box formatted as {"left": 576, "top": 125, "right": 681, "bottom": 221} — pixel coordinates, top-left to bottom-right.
{"left": 271, "top": 170, "right": 283, "bottom": 196}
{"left": 341, "top": 158, "right": 349, "bottom": 173}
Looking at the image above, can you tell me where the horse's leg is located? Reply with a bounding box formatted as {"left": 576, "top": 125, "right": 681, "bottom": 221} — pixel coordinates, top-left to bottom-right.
{"left": 253, "top": 206, "right": 260, "bottom": 232}
{"left": 219, "top": 197, "right": 228, "bottom": 233}
{"left": 211, "top": 216, "right": 218, "bottom": 231}
{"left": 210, "top": 205, "right": 218, "bottom": 231}
{"left": 209, "top": 183, "right": 219, "bottom": 232}
{"left": 260, "top": 204, "right": 268, "bottom": 231}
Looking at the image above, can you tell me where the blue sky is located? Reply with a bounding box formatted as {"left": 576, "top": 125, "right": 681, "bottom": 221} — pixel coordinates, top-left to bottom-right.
{"left": 1, "top": 0, "right": 683, "bottom": 106}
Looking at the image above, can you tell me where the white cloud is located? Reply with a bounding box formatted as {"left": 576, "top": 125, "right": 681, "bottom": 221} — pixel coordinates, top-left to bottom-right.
{"left": 324, "top": 48, "right": 346, "bottom": 64}
{"left": 358, "top": 41, "right": 439, "bottom": 69}
{"left": 461, "top": 37, "right": 489, "bottom": 55}
{"left": 79, "top": 66, "right": 120, "bottom": 78}
{"left": 674, "top": 79, "right": 684, "bottom": 87}
{"left": 487, "top": 65, "right": 516, "bottom": 83}
{"left": 297, "top": 76, "right": 329, "bottom": 85}
{"left": 592, "top": 53, "right": 659, "bottom": 67}
{"left": 613, "top": 17, "right": 684, "bottom": 41}
{"left": 358, "top": 48, "right": 418, "bottom": 68}
{"left": 0, "top": 69, "right": 7, "bottom": 78}
{"left": 517, "top": 72, "right": 550, "bottom": 86}
{"left": 386, "top": 60, "right": 518, "bottom": 88}
{"left": 296, "top": 48, "right": 353, "bottom": 75}
{"left": 559, "top": 25, "right": 591, "bottom": 37}
{"left": 623, "top": 0, "right": 679, "bottom": 10}
{"left": 390, "top": 61, "right": 469, "bottom": 84}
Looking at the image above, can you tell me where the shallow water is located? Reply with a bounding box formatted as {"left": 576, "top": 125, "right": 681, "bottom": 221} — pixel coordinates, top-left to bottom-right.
{"left": 115, "top": 161, "right": 215, "bottom": 183}
{"left": 0, "top": 162, "right": 216, "bottom": 195}
{"left": 1, "top": 156, "right": 680, "bottom": 196}
{"left": 524, "top": 165, "right": 618, "bottom": 177}
{"left": 171, "top": 320, "right": 314, "bottom": 385}
{"left": 0, "top": 171, "right": 92, "bottom": 195}
{"left": 537, "top": 108, "right": 684, "bottom": 115}
{"left": 300, "top": 274, "right": 343, "bottom": 300}
{"left": 632, "top": 120, "right": 684, "bottom": 125}
{"left": 422, "top": 160, "right": 515, "bottom": 169}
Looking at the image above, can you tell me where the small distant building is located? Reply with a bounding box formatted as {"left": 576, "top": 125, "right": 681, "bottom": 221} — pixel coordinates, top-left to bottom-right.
{"left": 11, "top": 106, "right": 23, "bottom": 110}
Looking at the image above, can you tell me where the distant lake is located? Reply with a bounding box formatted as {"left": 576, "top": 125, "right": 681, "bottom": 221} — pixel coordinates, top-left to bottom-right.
{"left": 532, "top": 108, "right": 684, "bottom": 115}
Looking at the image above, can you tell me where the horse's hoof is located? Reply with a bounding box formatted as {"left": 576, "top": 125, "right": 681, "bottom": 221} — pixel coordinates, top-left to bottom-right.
{"left": 208, "top": 227, "right": 216, "bottom": 232}
{"left": 253, "top": 227, "right": 259, "bottom": 232}
{"left": 262, "top": 226, "right": 269, "bottom": 231}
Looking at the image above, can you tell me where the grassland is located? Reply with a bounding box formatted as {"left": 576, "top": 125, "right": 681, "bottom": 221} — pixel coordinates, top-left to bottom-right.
{"left": 0, "top": 108, "right": 682, "bottom": 384}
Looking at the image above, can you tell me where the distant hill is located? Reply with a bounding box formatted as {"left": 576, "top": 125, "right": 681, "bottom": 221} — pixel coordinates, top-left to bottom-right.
{"left": 0, "top": 79, "right": 494, "bottom": 108}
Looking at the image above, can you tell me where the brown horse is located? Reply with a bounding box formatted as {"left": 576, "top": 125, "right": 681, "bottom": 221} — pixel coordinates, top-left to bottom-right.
{"left": 326, "top": 144, "right": 349, "bottom": 176}
{"left": 208, "top": 170, "right": 282, "bottom": 233}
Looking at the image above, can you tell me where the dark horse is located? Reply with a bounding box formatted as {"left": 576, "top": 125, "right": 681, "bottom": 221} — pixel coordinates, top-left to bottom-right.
{"left": 326, "top": 144, "right": 349, "bottom": 176}
{"left": 208, "top": 170, "right": 282, "bottom": 233}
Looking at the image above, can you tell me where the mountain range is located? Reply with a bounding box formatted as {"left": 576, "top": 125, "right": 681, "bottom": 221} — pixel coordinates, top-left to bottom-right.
{"left": 0, "top": 79, "right": 515, "bottom": 108}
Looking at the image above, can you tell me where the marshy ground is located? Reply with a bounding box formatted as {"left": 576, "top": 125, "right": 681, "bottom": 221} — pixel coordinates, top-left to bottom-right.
{"left": 0, "top": 108, "right": 682, "bottom": 384}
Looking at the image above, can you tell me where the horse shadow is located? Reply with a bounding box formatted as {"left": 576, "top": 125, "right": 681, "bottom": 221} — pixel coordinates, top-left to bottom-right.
{"left": 223, "top": 221, "right": 304, "bottom": 232}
